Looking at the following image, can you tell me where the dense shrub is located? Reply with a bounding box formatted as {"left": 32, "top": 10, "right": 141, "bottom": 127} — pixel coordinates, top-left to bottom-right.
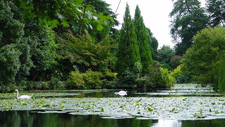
{"left": 170, "top": 65, "right": 189, "bottom": 83}
{"left": 169, "top": 55, "right": 182, "bottom": 69}
{"left": 146, "top": 62, "right": 175, "bottom": 89}
{"left": 118, "top": 62, "right": 142, "bottom": 88}
{"left": 160, "top": 68, "right": 176, "bottom": 87}
{"left": 66, "top": 71, "right": 86, "bottom": 89}
{"left": 66, "top": 70, "right": 117, "bottom": 89}
{"left": 49, "top": 77, "right": 65, "bottom": 90}
{"left": 82, "top": 70, "right": 104, "bottom": 89}
{"left": 214, "top": 58, "right": 225, "bottom": 91}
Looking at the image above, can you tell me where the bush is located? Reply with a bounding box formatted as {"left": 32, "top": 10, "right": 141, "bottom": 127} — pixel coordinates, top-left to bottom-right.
{"left": 0, "top": 83, "right": 17, "bottom": 93}
{"left": 160, "top": 63, "right": 172, "bottom": 70}
{"left": 170, "top": 65, "right": 189, "bottom": 83}
{"left": 170, "top": 66, "right": 182, "bottom": 79}
{"left": 23, "top": 81, "right": 49, "bottom": 90}
{"left": 118, "top": 62, "right": 142, "bottom": 88}
{"left": 214, "top": 58, "right": 225, "bottom": 91}
{"left": 66, "top": 71, "right": 86, "bottom": 89}
{"left": 146, "top": 62, "right": 175, "bottom": 89}
{"left": 160, "top": 68, "right": 176, "bottom": 87}
{"left": 169, "top": 55, "right": 182, "bottom": 69}
{"left": 49, "top": 77, "right": 65, "bottom": 90}
{"left": 83, "top": 70, "right": 104, "bottom": 89}
{"left": 66, "top": 70, "right": 108, "bottom": 89}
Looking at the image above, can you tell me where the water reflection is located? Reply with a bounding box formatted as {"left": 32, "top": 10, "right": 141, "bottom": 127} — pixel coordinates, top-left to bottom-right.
{"left": 0, "top": 111, "right": 225, "bottom": 127}
{"left": 152, "top": 120, "right": 182, "bottom": 127}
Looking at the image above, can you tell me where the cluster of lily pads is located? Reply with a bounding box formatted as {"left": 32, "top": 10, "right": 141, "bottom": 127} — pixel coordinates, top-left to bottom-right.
{"left": 0, "top": 84, "right": 225, "bottom": 120}
{"left": 1, "top": 96, "right": 225, "bottom": 120}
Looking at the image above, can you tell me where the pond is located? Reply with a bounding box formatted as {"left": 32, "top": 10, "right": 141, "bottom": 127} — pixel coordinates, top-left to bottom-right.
{"left": 0, "top": 84, "right": 225, "bottom": 127}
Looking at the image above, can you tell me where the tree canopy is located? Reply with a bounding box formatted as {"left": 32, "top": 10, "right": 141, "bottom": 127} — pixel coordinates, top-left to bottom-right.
{"left": 170, "top": 0, "right": 208, "bottom": 55}
{"left": 206, "top": 0, "right": 225, "bottom": 27}
{"left": 181, "top": 26, "right": 225, "bottom": 90}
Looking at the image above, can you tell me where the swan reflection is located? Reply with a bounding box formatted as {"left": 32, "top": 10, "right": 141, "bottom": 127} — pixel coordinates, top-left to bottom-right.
{"left": 152, "top": 120, "right": 182, "bottom": 127}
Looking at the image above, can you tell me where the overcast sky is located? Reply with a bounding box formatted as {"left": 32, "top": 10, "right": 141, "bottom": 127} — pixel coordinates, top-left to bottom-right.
{"left": 104, "top": 0, "right": 206, "bottom": 48}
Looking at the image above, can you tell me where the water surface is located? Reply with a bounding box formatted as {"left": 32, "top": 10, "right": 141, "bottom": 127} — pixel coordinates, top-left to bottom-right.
{"left": 0, "top": 111, "right": 225, "bottom": 127}
{"left": 1, "top": 84, "right": 225, "bottom": 127}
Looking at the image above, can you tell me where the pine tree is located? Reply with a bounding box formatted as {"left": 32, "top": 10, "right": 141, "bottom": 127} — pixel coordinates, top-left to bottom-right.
{"left": 115, "top": 4, "right": 141, "bottom": 78}
{"left": 134, "top": 5, "right": 153, "bottom": 73}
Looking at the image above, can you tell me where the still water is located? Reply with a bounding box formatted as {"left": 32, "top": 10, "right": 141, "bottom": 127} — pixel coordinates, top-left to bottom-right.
{"left": 1, "top": 84, "right": 225, "bottom": 127}
{"left": 0, "top": 111, "right": 225, "bottom": 127}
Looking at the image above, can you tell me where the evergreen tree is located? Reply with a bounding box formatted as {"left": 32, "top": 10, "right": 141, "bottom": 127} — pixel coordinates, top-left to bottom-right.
{"left": 134, "top": 6, "right": 153, "bottom": 73}
{"left": 146, "top": 28, "right": 158, "bottom": 60}
{"left": 115, "top": 4, "right": 141, "bottom": 79}
{"left": 0, "top": 1, "right": 24, "bottom": 47}
{"left": 170, "top": 0, "right": 208, "bottom": 55}
{"left": 0, "top": 1, "right": 33, "bottom": 91}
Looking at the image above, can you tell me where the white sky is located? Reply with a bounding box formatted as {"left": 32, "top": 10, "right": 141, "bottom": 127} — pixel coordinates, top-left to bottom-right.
{"left": 104, "top": 0, "right": 206, "bottom": 48}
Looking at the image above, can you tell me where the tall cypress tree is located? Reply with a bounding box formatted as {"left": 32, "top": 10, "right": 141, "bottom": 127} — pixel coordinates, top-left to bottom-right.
{"left": 134, "top": 5, "right": 153, "bottom": 73}
{"left": 115, "top": 4, "right": 141, "bottom": 77}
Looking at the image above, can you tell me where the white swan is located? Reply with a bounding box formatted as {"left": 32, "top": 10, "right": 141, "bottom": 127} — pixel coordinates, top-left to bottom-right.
{"left": 15, "top": 89, "right": 32, "bottom": 99}
{"left": 115, "top": 90, "right": 127, "bottom": 96}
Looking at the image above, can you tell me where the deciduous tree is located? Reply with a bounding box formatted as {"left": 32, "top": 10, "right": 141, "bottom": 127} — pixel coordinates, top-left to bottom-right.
{"left": 181, "top": 26, "right": 225, "bottom": 90}
{"left": 170, "top": 0, "right": 208, "bottom": 55}
{"left": 206, "top": 0, "right": 225, "bottom": 27}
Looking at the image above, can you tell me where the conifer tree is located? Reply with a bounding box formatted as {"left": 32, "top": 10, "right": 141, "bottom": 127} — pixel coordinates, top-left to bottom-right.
{"left": 134, "top": 5, "right": 153, "bottom": 73}
{"left": 115, "top": 4, "right": 141, "bottom": 77}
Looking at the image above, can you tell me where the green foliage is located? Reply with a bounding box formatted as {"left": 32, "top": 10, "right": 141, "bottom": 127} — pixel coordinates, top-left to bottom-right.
{"left": 28, "top": 25, "right": 58, "bottom": 81}
{"left": 0, "top": 45, "right": 21, "bottom": 88}
{"left": 160, "top": 68, "right": 176, "bottom": 87}
{"left": 170, "top": 66, "right": 181, "bottom": 79}
{"left": 156, "top": 45, "right": 175, "bottom": 70}
{"left": 86, "top": 0, "right": 119, "bottom": 42}
{"left": 66, "top": 70, "right": 115, "bottom": 89}
{"left": 37, "top": 26, "right": 58, "bottom": 70}
{"left": 14, "top": 43, "right": 33, "bottom": 83}
{"left": 169, "top": 55, "right": 182, "bottom": 69}
{"left": 134, "top": 5, "right": 153, "bottom": 73}
{"left": 22, "top": 80, "right": 64, "bottom": 90}
{"left": 0, "top": 1, "right": 24, "bottom": 47}
{"left": 146, "top": 28, "right": 158, "bottom": 60}
{"left": 170, "top": 0, "right": 208, "bottom": 55}
{"left": 57, "top": 34, "right": 114, "bottom": 77}
{"left": 170, "top": 65, "right": 189, "bottom": 83}
{"left": 12, "top": 0, "right": 113, "bottom": 35}
{"left": 0, "top": 0, "right": 118, "bottom": 91}
{"left": 206, "top": 0, "right": 225, "bottom": 27}
{"left": 0, "top": 1, "right": 33, "bottom": 91}
{"left": 49, "top": 77, "right": 65, "bottom": 90}
{"left": 66, "top": 71, "right": 86, "bottom": 89}
{"left": 119, "top": 62, "right": 142, "bottom": 88}
{"left": 82, "top": 70, "right": 104, "bottom": 89}
{"left": 215, "top": 58, "right": 225, "bottom": 91}
{"left": 146, "top": 62, "right": 175, "bottom": 88}
{"left": 115, "top": 4, "right": 141, "bottom": 81}
{"left": 181, "top": 26, "right": 225, "bottom": 89}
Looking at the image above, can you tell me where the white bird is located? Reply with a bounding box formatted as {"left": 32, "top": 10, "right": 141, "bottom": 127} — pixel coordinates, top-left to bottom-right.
{"left": 15, "top": 89, "right": 32, "bottom": 99}
{"left": 115, "top": 90, "right": 127, "bottom": 96}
